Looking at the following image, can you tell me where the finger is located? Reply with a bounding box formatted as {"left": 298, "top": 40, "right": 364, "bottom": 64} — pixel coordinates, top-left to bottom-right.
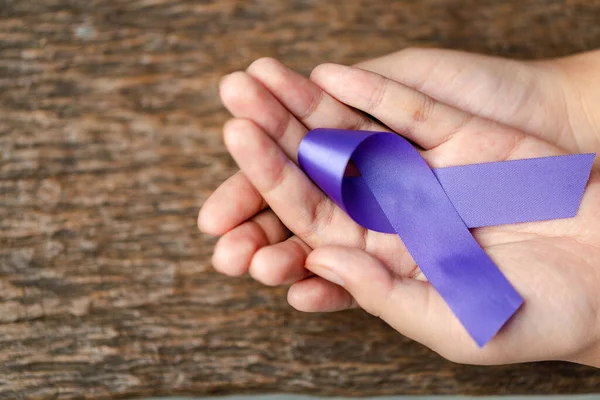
{"left": 212, "top": 209, "right": 290, "bottom": 277}
{"left": 220, "top": 71, "right": 308, "bottom": 162}
{"left": 310, "top": 63, "right": 566, "bottom": 169}
{"left": 223, "top": 118, "right": 418, "bottom": 277}
{"left": 249, "top": 236, "right": 313, "bottom": 286}
{"left": 304, "top": 246, "right": 470, "bottom": 355}
{"left": 213, "top": 69, "right": 316, "bottom": 234}
{"left": 198, "top": 170, "right": 266, "bottom": 235}
{"left": 354, "top": 48, "right": 573, "bottom": 152}
{"left": 212, "top": 70, "right": 311, "bottom": 235}
{"left": 311, "top": 63, "right": 475, "bottom": 150}
{"left": 287, "top": 275, "right": 357, "bottom": 312}
{"left": 210, "top": 59, "right": 383, "bottom": 237}
{"left": 304, "top": 245, "right": 544, "bottom": 364}
{"left": 247, "top": 57, "right": 385, "bottom": 132}
{"left": 224, "top": 117, "right": 364, "bottom": 249}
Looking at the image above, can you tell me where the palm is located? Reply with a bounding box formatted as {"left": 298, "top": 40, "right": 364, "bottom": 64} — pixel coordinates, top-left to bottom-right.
{"left": 199, "top": 48, "right": 600, "bottom": 364}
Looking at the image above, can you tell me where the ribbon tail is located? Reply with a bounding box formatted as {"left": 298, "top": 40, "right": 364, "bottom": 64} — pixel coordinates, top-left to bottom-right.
{"left": 351, "top": 133, "right": 523, "bottom": 346}
{"left": 433, "top": 154, "right": 595, "bottom": 228}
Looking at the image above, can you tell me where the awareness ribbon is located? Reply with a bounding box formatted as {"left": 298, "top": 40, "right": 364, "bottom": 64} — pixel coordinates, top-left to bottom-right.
{"left": 298, "top": 128, "right": 595, "bottom": 346}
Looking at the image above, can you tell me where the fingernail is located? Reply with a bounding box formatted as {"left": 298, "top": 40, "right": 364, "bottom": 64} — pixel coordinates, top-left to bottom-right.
{"left": 306, "top": 264, "right": 344, "bottom": 286}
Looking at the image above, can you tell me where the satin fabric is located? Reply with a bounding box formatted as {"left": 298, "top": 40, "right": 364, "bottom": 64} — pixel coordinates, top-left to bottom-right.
{"left": 298, "top": 128, "right": 594, "bottom": 346}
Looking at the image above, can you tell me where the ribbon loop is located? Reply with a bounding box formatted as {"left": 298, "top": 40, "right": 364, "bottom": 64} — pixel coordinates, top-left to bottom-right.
{"left": 298, "top": 128, "right": 594, "bottom": 346}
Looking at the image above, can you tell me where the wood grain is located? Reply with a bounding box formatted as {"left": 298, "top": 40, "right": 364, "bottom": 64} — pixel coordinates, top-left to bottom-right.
{"left": 1, "top": 0, "right": 600, "bottom": 398}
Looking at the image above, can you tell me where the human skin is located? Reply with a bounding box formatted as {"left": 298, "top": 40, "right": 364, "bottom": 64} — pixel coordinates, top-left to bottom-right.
{"left": 198, "top": 48, "right": 600, "bottom": 366}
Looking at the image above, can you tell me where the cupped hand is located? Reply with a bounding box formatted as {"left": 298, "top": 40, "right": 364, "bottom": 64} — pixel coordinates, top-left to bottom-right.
{"left": 198, "top": 48, "right": 600, "bottom": 366}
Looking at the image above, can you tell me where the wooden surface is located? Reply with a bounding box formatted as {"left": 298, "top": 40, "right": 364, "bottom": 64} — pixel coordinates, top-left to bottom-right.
{"left": 1, "top": 0, "right": 600, "bottom": 398}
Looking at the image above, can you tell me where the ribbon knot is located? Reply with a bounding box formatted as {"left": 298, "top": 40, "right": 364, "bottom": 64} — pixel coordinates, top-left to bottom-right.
{"left": 298, "top": 128, "right": 594, "bottom": 346}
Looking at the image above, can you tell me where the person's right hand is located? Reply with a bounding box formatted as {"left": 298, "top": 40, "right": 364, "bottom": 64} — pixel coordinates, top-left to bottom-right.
{"left": 198, "top": 48, "right": 600, "bottom": 365}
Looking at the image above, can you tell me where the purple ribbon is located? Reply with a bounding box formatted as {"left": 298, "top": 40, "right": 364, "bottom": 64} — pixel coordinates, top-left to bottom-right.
{"left": 298, "top": 128, "right": 594, "bottom": 346}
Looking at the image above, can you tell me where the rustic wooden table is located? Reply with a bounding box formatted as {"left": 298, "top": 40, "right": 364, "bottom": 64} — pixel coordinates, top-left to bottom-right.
{"left": 1, "top": 1, "right": 600, "bottom": 398}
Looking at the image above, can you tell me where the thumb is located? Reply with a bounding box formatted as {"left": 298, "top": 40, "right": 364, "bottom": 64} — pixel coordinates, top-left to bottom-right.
{"left": 305, "top": 245, "right": 477, "bottom": 358}
{"left": 354, "top": 48, "right": 567, "bottom": 150}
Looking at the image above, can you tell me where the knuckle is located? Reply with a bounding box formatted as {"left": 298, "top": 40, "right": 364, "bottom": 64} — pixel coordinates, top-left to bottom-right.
{"left": 412, "top": 92, "right": 436, "bottom": 123}
{"left": 299, "top": 86, "right": 324, "bottom": 121}
{"left": 366, "top": 74, "right": 389, "bottom": 113}
{"left": 260, "top": 157, "right": 290, "bottom": 194}
{"left": 271, "top": 109, "right": 292, "bottom": 142}
{"left": 300, "top": 196, "right": 335, "bottom": 243}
